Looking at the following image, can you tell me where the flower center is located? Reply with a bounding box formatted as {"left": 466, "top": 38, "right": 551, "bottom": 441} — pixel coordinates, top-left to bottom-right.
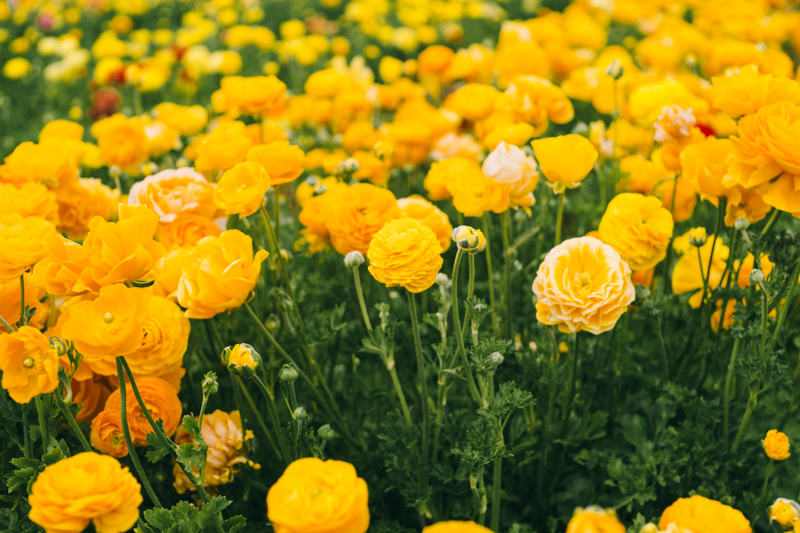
{"left": 22, "top": 357, "right": 35, "bottom": 369}
{"left": 104, "top": 312, "right": 115, "bottom": 323}
{"left": 576, "top": 272, "right": 591, "bottom": 288}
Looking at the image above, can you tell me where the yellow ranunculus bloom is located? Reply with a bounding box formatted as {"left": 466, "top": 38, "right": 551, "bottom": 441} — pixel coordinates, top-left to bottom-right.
{"left": 90, "top": 409, "right": 128, "bottom": 458}
{"left": 598, "top": 193, "right": 674, "bottom": 271}
{"left": 152, "top": 103, "right": 208, "bottom": 136}
{"left": 0, "top": 274, "right": 46, "bottom": 331}
{"left": 397, "top": 195, "right": 453, "bottom": 252}
{"left": 566, "top": 506, "right": 626, "bottom": 533}
{"left": 710, "top": 64, "right": 800, "bottom": 118}
{"left": 531, "top": 134, "right": 598, "bottom": 193}
{"left": 91, "top": 113, "right": 150, "bottom": 170}
{"left": 327, "top": 183, "right": 401, "bottom": 256}
{"left": 31, "top": 235, "right": 89, "bottom": 296}
{"left": 368, "top": 218, "right": 444, "bottom": 293}
{"left": 769, "top": 498, "right": 800, "bottom": 529}
{"left": 0, "top": 139, "right": 79, "bottom": 187}
{"left": 533, "top": 237, "right": 635, "bottom": 334}
{"left": 211, "top": 75, "right": 286, "bottom": 118}
{"left": 214, "top": 161, "right": 271, "bottom": 217}
{"left": 659, "top": 495, "right": 751, "bottom": 533}
{"left": 194, "top": 121, "right": 253, "bottom": 173}
{"left": 423, "top": 157, "right": 482, "bottom": 201}
{"left": 423, "top": 521, "right": 493, "bottom": 533}
{"left": 226, "top": 343, "right": 260, "bottom": 372}
{"left": 28, "top": 452, "right": 142, "bottom": 533}
{"left": 158, "top": 214, "right": 222, "bottom": 251}
{"left": 104, "top": 376, "right": 183, "bottom": 446}
{"left": 446, "top": 165, "right": 509, "bottom": 217}
{"left": 763, "top": 429, "right": 791, "bottom": 461}
{"left": 128, "top": 167, "right": 216, "bottom": 223}
{"left": 267, "top": 457, "right": 370, "bottom": 533}
{"left": 176, "top": 230, "right": 268, "bottom": 319}
{"left": 0, "top": 326, "right": 59, "bottom": 404}
{"left": 246, "top": 141, "right": 305, "bottom": 186}
{"left": 0, "top": 214, "right": 57, "bottom": 279}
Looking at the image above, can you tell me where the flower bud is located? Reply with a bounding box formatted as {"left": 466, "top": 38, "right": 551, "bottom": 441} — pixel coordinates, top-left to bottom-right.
{"left": 749, "top": 269, "right": 765, "bottom": 285}
{"left": 279, "top": 364, "right": 299, "bottom": 382}
{"left": 294, "top": 407, "right": 308, "bottom": 421}
{"left": 604, "top": 58, "right": 624, "bottom": 80}
{"left": 344, "top": 251, "right": 365, "bottom": 268}
{"left": 639, "top": 525, "right": 659, "bottom": 533}
{"left": 734, "top": 217, "right": 750, "bottom": 231}
{"left": 373, "top": 140, "right": 394, "bottom": 161}
{"left": 317, "top": 424, "right": 335, "bottom": 440}
{"left": 770, "top": 498, "right": 800, "bottom": 528}
{"left": 201, "top": 371, "right": 219, "bottom": 397}
{"left": 265, "top": 314, "right": 281, "bottom": 331}
{"left": 470, "top": 229, "right": 487, "bottom": 255}
{"left": 490, "top": 352, "right": 504, "bottom": 366}
{"left": 763, "top": 429, "right": 790, "bottom": 461}
{"left": 334, "top": 157, "right": 360, "bottom": 177}
{"left": 223, "top": 343, "right": 262, "bottom": 377}
{"left": 452, "top": 225, "right": 480, "bottom": 251}
{"left": 688, "top": 228, "right": 707, "bottom": 247}
{"left": 435, "top": 273, "right": 449, "bottom": 286}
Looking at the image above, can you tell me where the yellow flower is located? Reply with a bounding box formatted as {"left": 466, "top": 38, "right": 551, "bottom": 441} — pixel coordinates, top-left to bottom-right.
{"left": 173, "top": 410, "right": 256, "bottom": 493}
{"left": 152, "top": 103, "right": 208, "bottom": 136}
{"left": 763, "top": 429, "right": 791, "bottom": 461}
{"left": 60, "top": 283, "right": 149, "bottom": 358}
{"left": 532, "top": 237, "right": 635, "bottom": 334}
{"left": 267, "top": 457, "right": 369, "bottom": 533}
{"left": 0, "top": 326, "right": 59, "bottom": 404}
{"left": 0, "top": 274, "right": 46, "bottom": 331}
{"left": 769, "top": 498, "right": 800, "bottom": 529}
{"left": 226, "top": 343, "right": 260, "bottom": 372}
{"left": 680, "top": 137, "right": 734, "bottom": 206}
{"left": 214, "top": 161, "right": 271, "bottom": 217}
{"left": 397, "top": 196, "right": 453, "bottom": 252}
{"left": 31, "top": 235, "right": 89, "bottom": 296}
{"left": 128, "top": 167, "right": 217, "bottom": 222}
{"left": 566, "top": 506, "right": 626, "bottom": 533}
{"left": 75, "top": 205, "right": 165, "bottom": 292}
{"left": 653, "top": 177, "right": 697, "bottom": 223}
{"left": 423, "top": 157, "right": 482, "bottom": 201}
{"left": 598, "top": 193, "right": 674, "bottom": 271}
{"left": 91, "top": 113, "right": 149, "bottom": 169}
{"left": 177, "top": 230, "right": 268, "bottom": 319}
{"left": 55, "top": 179, "right": 119, "bottom": 240}
{"left": 90, "top": 409, "right": 128, "bottom": 458}
{"left": 194, "top": 121, "right": 254, "bottom": 173}
{"left": 659, "top": 495, "right": 751, "bottom": 533}
{"left": 616, "top": 155, "right": 673, "bottom": 195}
{"left": 298, "top": 181, "right": 348, "bottom": 253}
{"left": 246, "top": 141, "right": 305, "bottom": 186}
{"left": 368, "top": 218, "right": 444, "bottom": 293}
{"left": 0, "top": 214, "right": 57, "bottom": 279}
{"left": 0, "top": 183, "right": 59, "bottom": 223}
{"left": 105, "top": 376, "right": 182, "bottom": 446}
{"left": 531, "top": 135, "right": 598, "bottom": 193}
{"left": 710, "top": 65, "right": 800, "bottom": 118}
{"left": 158, "top": 214, "right": 222, "bottom": 251}
{"left": 446, "top": 166, "right": 509, "bottom": 217}
{"left": 327, "top": 183, "right": 401, "bottom": 256}
{"left": 3, "top": 57, "right": 31, "bottom": 79}
{"left": 70, "top": 377, "right": 111, "bottom": 423}
{"left": 28, "top": 452, "right": 142, "bottom": 533}
{"left": 442, "top": 83, "right": 501, "bottom": 122}
{"left": 423, "top": 521, "right": 493, "bottom": 533}
{"left": 0, "top": 139, "right": 79, "bottom": 187}
{"left": 671, "top": 238, "right": 729, "bottom": 308}
{"left": 728, "top": 102, "right": 800, "bottom": 216}
{"left": 211, "top": 75, "right": 286, "bottom": 118}
{"left": 482, "top": 141, "right": 539, "bottom": 212}
{"left": 150, "top": 248, "right": 190, "bottom": 300}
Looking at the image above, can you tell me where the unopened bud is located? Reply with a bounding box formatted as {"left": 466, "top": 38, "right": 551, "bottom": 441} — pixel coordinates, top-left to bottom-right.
{"left": 344, "top": 251, "right": 365, "bottom": 268}
{"left": 689, "top": 233, "right": 706, "bottom": 247}
{"left": 435, "top": 273, "right": 449, "bottom": 286}
{"left": 604, "top": 58, "right": 624, "bottom": 80}
{"left": 452, "top": 225, "right": 480, "bottom": 251}
{"left": 318, "top": 424, "right": 335, "bottom": 440}
{"left": 490, "top": 352, "right": 504, "bottom": 366}
{"left": 735, "top": 217, "right": 750, "bottom": 231}
{"left": 639, "top": 525, "right": 659, "bottom": 533}
{"left": 265, "top": 314, "right": 281, "bottom": 331}
{"left": 294, "top": 406, "right": 308, "bottom": 421}
{"left": 280, "top": 364, "right": 299, "bottom": 382}
{"left": 202, "top": 371, "right": 219, "bottom": 397}
{"left": 334, "top": 158, "right": 360, "bottom": 177}
{"left": 749, "top": 269, "right": 764, "bottom": 285}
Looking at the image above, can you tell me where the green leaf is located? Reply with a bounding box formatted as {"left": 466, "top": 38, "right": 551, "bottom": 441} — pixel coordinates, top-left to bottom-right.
{"left": 197, "top": 496, "right": 232, "bottom": 527}
{"left": 144, "top": 508, "right": 175, "bottom": 530}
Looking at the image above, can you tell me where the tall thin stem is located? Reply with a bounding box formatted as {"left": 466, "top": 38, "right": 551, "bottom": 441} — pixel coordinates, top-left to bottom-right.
{"left": 251, "top": 374, "right": 292, "bottom": 466}
{"left": 407, "top": 292, "right": 431, "bottom": 499}
{"left": 236, "top": 375, "right": 281, "bottom": 457}
{"left": 482, "top": 215, "right": 498, "bottom": 336}
{"left": 501, "top": 211, "right": 513, "bottom": 340}
{"left": 761, "top": 209, "right": 782, "bottom": 237}
{"left": 54, "top": 386, "right": 91, "bottom": 452}
{"left": 724, "top": 338, "right": 741, "bottom": 447}
{"left": 34, "top": 395, "right": 48, "bottom": 456}
{"left": 19, "top": 274, "right": 26, "bottom": 326}
{"left": 352, "top": 266, "right": 373, "bottom": 332}
{"left": 491, "top": 457, "right": 502, "bottom": 532}
{"left": 554, "top": 192, "right": 565, "bottom": 246}
{"left": 451, "top": 249, "right": 481, "bottom": 405}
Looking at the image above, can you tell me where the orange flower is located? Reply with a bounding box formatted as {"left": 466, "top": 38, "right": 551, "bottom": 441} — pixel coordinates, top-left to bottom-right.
{"left": 327, "top": 183, "right": 401, "bottom": 255}
{"left": 60, "top": 284, "right": 149, "bottom": 358}
{"left": 246, "top": 141, "right": 305, "bottom": 186}
{"left": 75, "top": 205, "right": 165, "bottom": 292}
{"left": 152, "top": 102, "right": 209, "bottom": 136}
{"left": 211, "top": 75, "right": 286, "bottom": 117}
{"left": 105, "top": 376, "right": 182, "bottom": 446}
{"left": 368, "top": 218, "right": 444, "bottom": 293}
{"left": 158, "top": 214, "right": 222, "bottom": 251}
{"left": 0, "top": 183, "right": 58, "bottom": 223}
{"left": 397, "top": 196, "right": 453, "bottom": 252}
{"left": 566, "top": 507, "right": 626, "bottom": 533}
{"left": 32, "top": 235, "right": 90, "bottom": 296}
{"left": 446, "top": 167, "right": 509, "bottom": 217}
{"left": 194, "top": 121, "right": 253, "bottom": 173}
{"left": 532, "top": 237, "right": 635, "bottom": 334}
{"left": 214, "top": 161, "right": 271, "bottom": 217}
{"left": 177, "top": 230, "right": 268, "bottom": 319}
{"left": 531, "top": 135, "right": 598, "bottom": 193}
{"left": 298, "top": 181, "right": 347, "bottom": 253}
{"left": 267, "top": 457, "right": 370, "bottom": 533}
{"left": 150, "top": 248, "right": 190, "bottom": 300}
{"left": 710, "top": 65, "right": 800, "bottom": 118}
{"left": 127, "top": 167, "right": 217, "bottom": 222}
{"left": 0, "top": 214, "right": 57, "bottom": 279}
{"left": 71, "top": 377, "right": 111, "bottom": 423}
{"left": 659, "top": 495, "right": 751, "bottom": 533}
{"left": 736, "top": 253, "right": 774, "bottom": 289}
{"left": 173, "top": 410, "right": 256, "bottom": 493}
{"left": 55, "top": 178, "right": 119, "bottom": 240}
{"left": 0, "top": 274, "right": 47, "bottom": 331}
{"left": 90, "top": 409, "right": 128, "bottom": 458}
{"left": 29, "top": 452, "right": 142, "bottom": 533}
{"left": 671, "top": 238, "right": 729, "bottom": 308}
{"left": 91, "top": 113, "right": 149, "bottom": 169}
{"left": 0, "top": 139, "right": 79, "bottom": 187}
{"left": 0, "top": 326, "right": 59, "bottom": 404}
{"left": 653, "top": 177, "right": 697, "bottom": 223}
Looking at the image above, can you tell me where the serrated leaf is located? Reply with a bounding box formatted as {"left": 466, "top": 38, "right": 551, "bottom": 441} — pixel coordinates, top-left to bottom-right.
{"left": 145, "top": 508, "right": 175, "bottom": 530}
{"left": 146, "top": 447, "right": 171, "bottom": 463}
{"left": 181, "top": 415, "right": 203, "bottom": 439}
{"left": 197, "top": 496, "right": 231, "bottom": 527}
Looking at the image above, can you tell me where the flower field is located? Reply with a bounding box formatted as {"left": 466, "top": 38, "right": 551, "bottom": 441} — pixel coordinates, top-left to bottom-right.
{"left": 2, "top": 0, "right": 800, "bottom": 532}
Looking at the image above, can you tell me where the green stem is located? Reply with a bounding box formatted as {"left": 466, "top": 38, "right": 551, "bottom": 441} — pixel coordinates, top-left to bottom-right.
{"left": 206, "top": 319, "right": 225, "bottom": 356}
{"left": 731, "top": 390, "right": 757, "bottom": 453}
{"left": 236, "top": 375, "right": 280, "bottom": 458}
{"left": 760, "top": 208, "right": 782, "bottom": 237}
{"left": 22, "top": 405, "right": 31, "bottom": 458}
{"left": 501, "top": 210, "right": 513, "bottom": 340}
{"left": 19, "top": 274, "right": 26, "bottom": 326}
{"left": 386, "top": 351, "right": 413, "bottom": 427}
{"left": 765, "top": 258, "right": 800, "bottom": 356}
{"left": 491, "top": 457, "right": 502, "bottom": 532}
{"left": 407, "top": 292, "right": 431, "bottom": 494}
{"left": 119, "top": 357, "right": 177, "bottom": 458}
{"left": 34, "top": 395, "right": 48, "bottom": 456}
{"left": 273, "top": 185, "right": 281, "bottom": 246}
{"left": 352, "top": 266, "right": 372, "bottom": 332}
{"left": 227, "top": 372, "right": 246, "bottom": 445}
{"left": 451, "top": 249, "right": 481, "bottom": 405}
{"left": 482, "top": 215, "right": 499, "bottom": 337}
{"left": 0, "top": 314, "right": 14, "bottom": 332}
{"left": 724, "top": 338, "right": 742, "bottom": 447}
{"left": 759, "top": 460, "right": 774, "bottom": 505}
{"left": 460, "top": 253, "right": 476, "bottom": 341}
{"left": 656, "top": 314, "right": 669, "bottom": 381}
{"left": 251, "top": 374, "right": 292, "bottom": 466}
{"left": 54, "top": 386, "right": 91, "bottom": 452}
{"left": 554, "top": 192, "right": 565, "bottom": 246}
{"left": 114, "top": 357, "right": 162, "bottom": 507}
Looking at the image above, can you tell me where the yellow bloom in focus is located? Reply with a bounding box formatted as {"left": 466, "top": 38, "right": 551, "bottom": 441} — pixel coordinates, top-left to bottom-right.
{"left": 90, "top": 409, "right": 128, "bottom": 458}
{"left": 60, "top": 284, "right": 149, "bottom": 358}
{"left": 28, "top": 452, "right": 142, "bottom": 533}
{"left": 173, "top": 410, "right": 256, "bottom": 493}
{"left": 177, "top": 230, "right": 268, "bottom": 319}
{"left": 680, "top": 137, "right": 734, "bottom": 206}
{"left": 214, "top": 161, "right": 270, "bottom": 217}
{"left": 327, "top": 183, "right": 401, "bottom": 256}
{"left": 566, "top": 506, "right": 626, "bottom": 533}
{"left": 422, "top": 521, "right": 493, "bottom": 533}
{"left": 531, "top": 135, "right": 598, "bottom": 193}
{"left": 598, "top": 193, "right": 674, "bottom": 271}
{"left": 3, "top": 57, "right": 31, "bottom": 79}
{"left": 671, "top": 237, "right": 729, "bottom": 308}
{"left": 104, "top": 377, "right": 182, "bottom": 446}
{"left": 447, "top": 164, "right": 509, "bottom": 217}
{"left": 532, "top": 237, "right": 635, "bottom": 335}
{"left": 769, "top": 498, "right": 800, "bottom": 529}
{"left": 368, "top": 218, "right": 444, "bottom": 293}
{"left": 763, "top": 429, "right": 791, "bottom": 461}
{"left": 246, "top": 141, "right": 305, "bottom": 186}
{"left": 31, "top": 235, "right": 89, "bottom": 296}
{"left": 267, "top": 457, "right": 370, "bottom": 533}
{"left": 91, "top": 113, "right": 149, "bottom": 169}
{"left": 0, "top": 326, "right": 59, "bottom": 404}
{"left": 226, "top": 343, "right": 260, "bottom": 372}
{"left": 195, "top": 121, "right": 253, "bottom": 173}
{"left": 397, "top": 196, "right": 453, "bottom": 252}
{"left": 659, "top": 495, "right": 751, "bottom": 533}
{"left": 128, "top": 168, "right": 217, "bottom": 222}
{"left": 424, "top": 157, "right": 482, "bottom": 201}
{"left": 0, "top": 214, "right": 56, "bottom": 279}
{"left": 710, "top": 65, "right": 800, "bottom": 118}
{"left": 158, "top": 214, "right": 222, "bottom": 251}
{"left": 76, "top": 205, "right": 164, "bottom": 292}
{"left": 150, "top": 248, "right": 190, "bottom": 301}
{"left": 0, "top": 139, "right": 79, "bottom": 187}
